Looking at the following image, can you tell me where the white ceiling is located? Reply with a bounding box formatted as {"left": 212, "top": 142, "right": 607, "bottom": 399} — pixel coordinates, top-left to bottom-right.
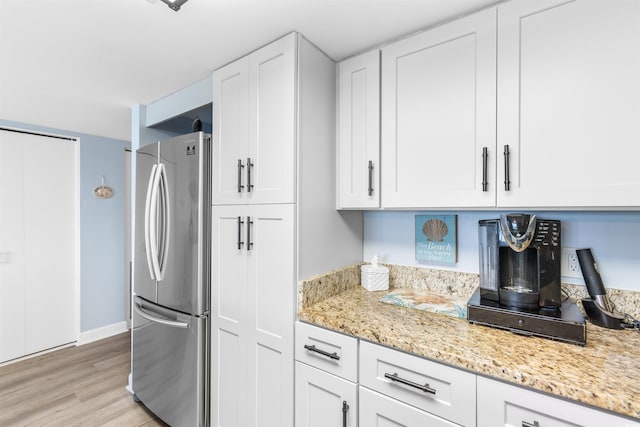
{"left": 0, "top": 0, "right": 500, "bottom": 141}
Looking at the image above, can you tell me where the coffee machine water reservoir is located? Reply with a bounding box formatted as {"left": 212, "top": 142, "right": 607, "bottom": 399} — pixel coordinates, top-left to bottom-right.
{"left": 468, "top": 214, "right": 586, "bottom": 345}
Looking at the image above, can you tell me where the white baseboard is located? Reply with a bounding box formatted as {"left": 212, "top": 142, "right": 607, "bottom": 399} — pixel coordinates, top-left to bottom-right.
{"left": 77, "top": 321, "right": 129, "bottom": 346}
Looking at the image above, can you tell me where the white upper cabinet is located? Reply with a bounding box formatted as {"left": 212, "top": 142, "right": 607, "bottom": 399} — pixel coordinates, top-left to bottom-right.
{"left": 213, "top": 34, "right": 296, "bottom": 205}
{"left": 337, "top": 50, "right": 381, "bottom": 209}
{"left": 381, "top": 8, "right": 497, "bottom": 208}
{"left": 342, "top": 0, "right": 640, "bottom": 209}
{"left": 497, "top": 0, "right": 640, "bottom": 208}
{"left": 212, "top": 56, "right": 249, "bottom": 205}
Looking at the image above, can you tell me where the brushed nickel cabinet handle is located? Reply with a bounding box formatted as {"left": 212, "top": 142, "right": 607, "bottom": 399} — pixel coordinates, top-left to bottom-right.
{"left": 342, "top": 401, "right": 349, "bottom": 427}
{"left": 247, "top": 157, "right": 254, "bottom": 192}
{"left": 384, "top": 372, "right": 436, "bottom": 395}
{"left": 503, "top": 144, "right": 511, "bottom": 191}
{"left": 247, "top": 216, "right": 253, "bottom": 251}
{"left": 482, "top": 147, "right": 488, "bottom": 192}
{"left": 237, "top": 159, "right": 245, "bottom": 193}
{"left": 368, "top": 160, "right": 374, "bottom": 196}
{"left": 303, "top": 344, "right": 340, "bottom": 360}
{"left": 236, "top": 216, "right": 245, "bottom": 250}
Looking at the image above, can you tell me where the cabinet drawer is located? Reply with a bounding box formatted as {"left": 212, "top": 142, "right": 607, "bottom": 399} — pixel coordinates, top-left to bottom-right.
{"left": 477, "top": 376, "right": 640, "bottom": 427}
{"left": 360, "top": 386, "right": 460, "bottom": 427}
{"left": 360, "top": 340, "right": 476, "bottom": 426}
{"left": 295, "top": 322, "right": 358, "bottom": 382}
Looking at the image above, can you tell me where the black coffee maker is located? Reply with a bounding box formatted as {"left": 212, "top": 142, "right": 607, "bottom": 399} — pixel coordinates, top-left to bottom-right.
{"left": 478, "top": 213, "right": 562, "bottom": 311}
{"left": 468, "top": 213, "right": 586, "bottom": 345}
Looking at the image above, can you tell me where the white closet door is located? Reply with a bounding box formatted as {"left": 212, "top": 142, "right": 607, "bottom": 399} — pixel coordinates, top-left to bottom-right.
{"left": 0, "top": 129, "right": 78, "bottom": 362}
{"left": 0, "top": 134, "right": 26, "bottom": 362}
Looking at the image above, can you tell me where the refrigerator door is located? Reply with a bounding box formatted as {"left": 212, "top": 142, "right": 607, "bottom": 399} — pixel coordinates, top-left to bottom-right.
{"left": 134, "top": 142, "right": 160, "bottom": 302}
{"left": 132, "top": 296, "right": 209, "bottom": 427}
{"left": 157, "top": 132, "right": 210, "bottom": 315}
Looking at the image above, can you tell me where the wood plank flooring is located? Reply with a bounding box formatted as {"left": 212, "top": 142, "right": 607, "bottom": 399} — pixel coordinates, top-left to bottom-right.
{"left": 0, "top": 332, "right": 167, "bottom": 427}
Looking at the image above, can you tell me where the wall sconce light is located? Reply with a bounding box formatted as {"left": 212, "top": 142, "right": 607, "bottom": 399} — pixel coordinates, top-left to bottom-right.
{"left": 160, "top": 0, "right": 189, "bottom": 11}
{"left": 94, "top": 176, "right": 114, "bottom": 199}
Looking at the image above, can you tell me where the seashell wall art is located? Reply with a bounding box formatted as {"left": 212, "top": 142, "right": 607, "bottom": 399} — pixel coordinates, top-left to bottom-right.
{"left": 415, "top": 215, "right": 457, "bottom": 263}
{"left": 422, "top": 218, "right": 448, "bottom": 242}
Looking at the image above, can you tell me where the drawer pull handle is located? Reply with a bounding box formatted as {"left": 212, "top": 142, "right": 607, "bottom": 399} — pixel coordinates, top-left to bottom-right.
{"left": 522, "top": 422, "right": 540, "bottom": 427}
{"left": 303, "top": 344, "right": 340, "bottom": 361}
{"left": 384, "top": 372, "right": 436, "bottom": 395}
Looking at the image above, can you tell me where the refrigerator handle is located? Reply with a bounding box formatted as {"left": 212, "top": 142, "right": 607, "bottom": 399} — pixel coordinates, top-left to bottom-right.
{"left": 134, "top": 300, "right": 190, "bottom": 329}
{"left": 144, "top": 164, "right": 159, "bottom": 280}
{"left": 148, "top": 163, "right": 164, "bottom": 280}
{"left": 157, "top": 163, "right": 171, "bottom": 281}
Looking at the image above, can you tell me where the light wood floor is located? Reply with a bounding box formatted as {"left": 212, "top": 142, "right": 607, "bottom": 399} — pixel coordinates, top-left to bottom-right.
{"left": 0, "top": 332, "right": 167, "bottom": 427}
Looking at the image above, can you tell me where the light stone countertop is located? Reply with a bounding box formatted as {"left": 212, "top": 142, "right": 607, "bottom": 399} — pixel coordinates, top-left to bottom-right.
{"left": 298, "top": 270, "right": 640, "bottom": 421}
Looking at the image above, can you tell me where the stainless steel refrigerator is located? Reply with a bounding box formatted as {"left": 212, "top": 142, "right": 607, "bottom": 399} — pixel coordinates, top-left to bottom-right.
{"left": 132, "top": 132, "right": 210, "bottom": 427}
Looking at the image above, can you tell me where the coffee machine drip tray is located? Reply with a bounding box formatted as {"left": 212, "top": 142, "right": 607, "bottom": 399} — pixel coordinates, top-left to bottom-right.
{"left": 467, "top": 288, "right": 587, "bottom": 346}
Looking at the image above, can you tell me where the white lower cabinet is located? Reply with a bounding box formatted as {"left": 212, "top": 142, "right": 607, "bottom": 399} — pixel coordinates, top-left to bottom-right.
{"left": 295, "top": 321, "right": 359, "bottom": 383}
{"left": 295, "top": 322, "right": 358, "bottom": 427}
{"left": 359, "top": 386, "right": 460, "bottom": 427}
{"left": 477, "top": 376, "right": 640, "bottom": 427}
{"left": 360, "top": 341, "right": 476, "bottom": 427}
{"left": 296, "top": 362, "right": 357, "bottom": 427}
{"left": 211, "top": 204, "right": 295, "bottom": 427}
{"left": 295, "top": 324, "right": 639, "bottom": 427}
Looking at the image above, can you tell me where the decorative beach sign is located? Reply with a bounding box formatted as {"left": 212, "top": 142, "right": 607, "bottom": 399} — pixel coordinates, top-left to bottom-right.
{"left": 415, "top": 215, "right": 457, "bottom": 263}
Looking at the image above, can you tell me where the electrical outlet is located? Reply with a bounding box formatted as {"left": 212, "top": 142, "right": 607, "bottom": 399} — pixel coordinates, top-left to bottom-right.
{"left": 561, "top": 247, "right": 582, "bottom": 278}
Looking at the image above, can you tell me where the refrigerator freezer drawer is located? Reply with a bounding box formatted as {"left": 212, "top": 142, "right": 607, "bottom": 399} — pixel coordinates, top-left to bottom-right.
{"left": 132, "top": 297, "right": 209, "bottom": 427}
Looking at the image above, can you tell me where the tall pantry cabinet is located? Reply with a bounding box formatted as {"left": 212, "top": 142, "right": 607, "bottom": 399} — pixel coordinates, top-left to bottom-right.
{"left": 210, "top": 33, "right": 363, "bottom": 427}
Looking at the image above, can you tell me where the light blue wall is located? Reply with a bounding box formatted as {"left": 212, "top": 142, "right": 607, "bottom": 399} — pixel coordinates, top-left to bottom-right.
{"left": 80, "top": 135, "right": 129, "bottom": 331}
{"left": 0, "top": 118, "right": 130, "bottom": 332}
{"left": 364, "top": 210, "right": 640, "bottom": 291}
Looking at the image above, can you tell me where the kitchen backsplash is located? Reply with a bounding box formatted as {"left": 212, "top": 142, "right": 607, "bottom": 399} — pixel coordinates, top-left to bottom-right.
{"left": 298, "top": 263, "right": 640, "bottom": 320}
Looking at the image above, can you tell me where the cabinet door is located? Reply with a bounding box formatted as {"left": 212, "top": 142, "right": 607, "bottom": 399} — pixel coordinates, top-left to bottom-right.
{"left": 359, "top": 387, "right": 459, "bottom": 427}
{"left": 497, "top": 0, "right": 640, "bottom": 207}
{"left": 337, "top": 50, "right": 380, "bottom": 209}
{"left": 381, "top": 8, "right": 496, "bottom": 208}
{"left": 296, "top": 362, "right": 357, "bottom": 427}
{"left": 210, "top": 205, "right": 248, "bottom": 427}
{"left": 212, "top": 57, "right": 249, "bottom": 205}
{"left": 246, "top": 204, "right": 295, "bottom": 427}
{"left": 477, "top": 376, "right": 639, "bottom": 427}
{"left": 247, "top": 34, "right": 296, "bottom": 204}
